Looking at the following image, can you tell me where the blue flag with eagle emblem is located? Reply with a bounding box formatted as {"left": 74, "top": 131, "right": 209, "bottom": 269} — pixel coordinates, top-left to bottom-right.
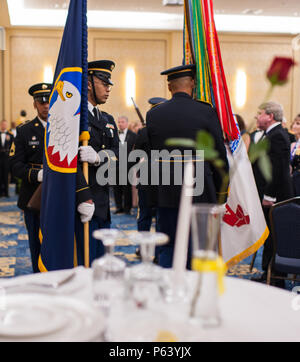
{"left": 39, "top": 0, "right": 88, "bottom": 271}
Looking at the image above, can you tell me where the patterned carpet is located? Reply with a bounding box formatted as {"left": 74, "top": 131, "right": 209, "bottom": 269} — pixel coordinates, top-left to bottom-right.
{"left": 1, "top": 184, "right": 297, "bottom": 291}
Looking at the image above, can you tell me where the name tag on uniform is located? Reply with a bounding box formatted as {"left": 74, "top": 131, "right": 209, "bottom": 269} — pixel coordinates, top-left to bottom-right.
{"left": 29, "top": 141, "right": 40, "bottom": 146}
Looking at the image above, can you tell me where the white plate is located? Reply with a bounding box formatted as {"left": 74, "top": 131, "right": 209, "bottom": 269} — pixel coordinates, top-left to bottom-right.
{"left": 0, "top": 294, "right": 105, "bottom": 342}
{"left": 0, "top": 268, "right": 86, "bottom": 295}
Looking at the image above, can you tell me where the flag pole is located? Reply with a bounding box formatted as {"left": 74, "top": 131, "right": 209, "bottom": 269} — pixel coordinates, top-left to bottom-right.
{"left": 81, "top": 0, "right": 89, "bottom": 268}
{"left": 82, "top": 153, "right": 89, "bottom": 268}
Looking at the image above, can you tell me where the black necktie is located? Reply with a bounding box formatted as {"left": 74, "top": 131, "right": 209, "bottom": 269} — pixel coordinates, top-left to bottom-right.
{"left": 93, "top": 107, "right": 99, "bottom": 121}
{"left": 118, "top": 130, "right": 124, "bottom": 135}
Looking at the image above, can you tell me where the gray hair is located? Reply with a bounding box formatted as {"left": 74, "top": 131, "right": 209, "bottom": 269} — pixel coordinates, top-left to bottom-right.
{"left": 259, "top": 101, "right": 284, "bottom": 122}
{"left": 118, "top": 115, "right": 128, "bottom": 123}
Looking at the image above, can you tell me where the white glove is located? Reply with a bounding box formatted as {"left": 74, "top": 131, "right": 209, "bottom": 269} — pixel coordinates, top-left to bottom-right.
{"left": 79, "top": 146, "right": 100, "bottom": 166}
{"left": 77, "top": 202, "right": 95, "bottom": 223}
{"left": 37, "top": 169, "right": 43, "bottom": 182}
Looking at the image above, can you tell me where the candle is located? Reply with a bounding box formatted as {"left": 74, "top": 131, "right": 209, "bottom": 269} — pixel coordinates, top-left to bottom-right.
{"left": 172, "top": 161, "right": 194, "bottom": 282}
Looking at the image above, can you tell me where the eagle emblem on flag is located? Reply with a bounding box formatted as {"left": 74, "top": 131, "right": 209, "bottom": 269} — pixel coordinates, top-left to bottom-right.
{"left": 46, "top": 69, "right": 82, "bottom": 172}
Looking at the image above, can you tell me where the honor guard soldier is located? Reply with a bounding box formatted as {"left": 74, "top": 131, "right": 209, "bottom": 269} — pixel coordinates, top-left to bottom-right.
{"left": 77, "top": 60, "right": 119, "bottom": 265}
{"left": 10, "top": 83, "right": 93, "bottom": 273}
{"left": 146, "top": 64, "right": 228, "bottom": 268}
{"left": 148, "top": 97, "right": 167, "bottom": 110}
{"left": 135, "top": 97, "right": 166, "bottom": 232}
{"left": 9, "top": 83, "right": 51, "bottom": 273}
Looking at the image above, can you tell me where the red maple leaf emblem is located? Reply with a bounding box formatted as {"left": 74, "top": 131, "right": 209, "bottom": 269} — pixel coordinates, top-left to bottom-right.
{"left": 223, "top": 204, "right": 250, "bottom": 227}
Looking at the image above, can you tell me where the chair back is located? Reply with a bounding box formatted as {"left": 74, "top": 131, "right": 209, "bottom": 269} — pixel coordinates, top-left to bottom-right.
{"left": 270, "top": 197, "right": 300, "bottom": 259}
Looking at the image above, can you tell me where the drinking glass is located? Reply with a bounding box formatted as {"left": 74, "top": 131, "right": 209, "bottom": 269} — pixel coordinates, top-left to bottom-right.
{"left": 189, "top": 203, "right": 226, "bottom": 328}
{"left": 126, "top": 231, "right": 169, "bottom": 309}
{"left": 91, "top": 229, "right": 126, "bottom": 313}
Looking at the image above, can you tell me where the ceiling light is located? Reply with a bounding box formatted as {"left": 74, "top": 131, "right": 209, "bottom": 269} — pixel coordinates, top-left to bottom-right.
{"left": 215, "top": 14, "right": 300, "bottom": 34}
{"left": 242, "top": 9, "right": 263, "bottom": 15}
{"left": 162, "top": 0, "right": 184, "bottom": 5}
{"left": 6, "top": 1, "right": 300, "bottom": 34}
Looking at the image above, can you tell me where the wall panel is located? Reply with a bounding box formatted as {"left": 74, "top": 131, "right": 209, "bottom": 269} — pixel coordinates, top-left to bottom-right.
{"left": 3, "top": 28, "right": 299, "bottom": 130}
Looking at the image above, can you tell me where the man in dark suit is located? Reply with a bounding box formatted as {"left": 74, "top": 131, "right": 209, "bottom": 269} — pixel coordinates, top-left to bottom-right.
{"left": 251, "top": 101, "right": 294, "bottom": 285}
{"left": 78, "top": 60, "right": 119, "bottom": 264}
{"left": 113, "top": 115, "right": 137, "bottom": 214}
{"left": 10, "top": 83, "right": 93, "bottom": 273}
{"left": 146, "top": 64, "right": 228, "bottom": 268}
{"left": 0, "top": 119, "right": 14, "bottom": 197}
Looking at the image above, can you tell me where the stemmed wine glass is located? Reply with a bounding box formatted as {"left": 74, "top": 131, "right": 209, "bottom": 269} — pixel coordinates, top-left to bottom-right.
{"left": 126, "top": 231, "right": 169, "bottom": 309}
{"left": 91, "top": 229, "right": 126, "bottom": 313}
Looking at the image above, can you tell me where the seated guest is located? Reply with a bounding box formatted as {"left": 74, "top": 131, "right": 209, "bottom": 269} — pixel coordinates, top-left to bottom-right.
{"left": 290, "top": 115, "right": 300, "bottom": 196}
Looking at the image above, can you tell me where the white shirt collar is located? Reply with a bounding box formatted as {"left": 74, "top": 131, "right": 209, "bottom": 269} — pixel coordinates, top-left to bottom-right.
{"left": 118, "top": 128, "right": 127, "bottom": 144}
{"left": 266, "top": 121, "right": 281, "bottom": 134}
{"left": 119, "top": 128, "right": 128, "bottom": 136}
{"left": 88, "top": 101, "right": 101, "bottom": 116}
{"left": 88, "top": 101, "right": 94, "bottom": 114}
{"left": 37, "top": 116, "right": 47, "bottom": 128}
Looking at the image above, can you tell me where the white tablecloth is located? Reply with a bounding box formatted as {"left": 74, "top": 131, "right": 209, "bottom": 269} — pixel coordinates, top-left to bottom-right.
{"left": 0, "top": 266, "right": 300, "bottom": 342}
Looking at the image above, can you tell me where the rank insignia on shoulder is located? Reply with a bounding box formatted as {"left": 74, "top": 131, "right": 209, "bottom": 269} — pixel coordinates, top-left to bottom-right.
{"left": 17, "top": 119, "right": 30, "bottom": 128}
{"left": 9, "top": 143, "right": 15, "bottom": 157}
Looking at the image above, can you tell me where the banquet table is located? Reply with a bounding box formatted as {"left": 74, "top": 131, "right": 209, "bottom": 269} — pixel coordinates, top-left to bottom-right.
{"left": 0, "top": 266, "right": 299, "bottom": 342}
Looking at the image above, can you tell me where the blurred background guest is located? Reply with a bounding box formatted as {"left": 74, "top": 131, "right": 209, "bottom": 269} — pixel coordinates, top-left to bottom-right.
{"left": 128, "top": 119, "right": 143, "bottom": 208}
{"left": 290, "top": 114, "right": 300, "bottom": 196}
{"left": 236, "top": 114, "right": 251, "bottom": 151}
{"left": 251, "top": 101, "right": 293, "bottom": 286}
{"left": 128, "top": 119, "right": 143, "bottom": 134}
{"left": 113, "top": 115, "right": 137, "bottom": 214}
{"left": 282, "top": 116, "right": 296, "bottom": 143}
{"left": 8, "top": 120, "right": 19, "bottom": 194}
{"left": 9, "top": 120, "right": 17, "bottom": 138}
{"left": 0, "top": 119, "right": 14, "bottom": 197}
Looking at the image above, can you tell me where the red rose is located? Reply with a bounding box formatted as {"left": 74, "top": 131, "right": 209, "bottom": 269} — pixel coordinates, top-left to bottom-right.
{"left": 267, "top": 57, "right": 295, "bottom": 86}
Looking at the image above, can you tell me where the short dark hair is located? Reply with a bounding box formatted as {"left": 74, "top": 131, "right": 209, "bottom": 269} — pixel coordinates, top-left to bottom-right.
{"left": 235, "top": 114, "right": 246, "bottom": 132}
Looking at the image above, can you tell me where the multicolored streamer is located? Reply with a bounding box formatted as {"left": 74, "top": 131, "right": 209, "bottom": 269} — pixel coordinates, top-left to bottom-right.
{"left": 183, "top": 0, "right": 239, "bottom": 141}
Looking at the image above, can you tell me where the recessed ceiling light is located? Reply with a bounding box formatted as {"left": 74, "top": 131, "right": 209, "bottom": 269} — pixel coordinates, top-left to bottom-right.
{"left": 242, "top": 9, "right": 263, "bottom": 15}
{"left": 6, "top": 1, "right": 300, "bottom": 34}
{"left": 162, "top": 0, "right": 184, "bottom": 5}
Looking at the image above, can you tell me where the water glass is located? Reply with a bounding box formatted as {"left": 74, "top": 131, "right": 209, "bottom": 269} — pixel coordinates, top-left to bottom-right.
{"left": 92, "top": 229, "right": 126, "bottom": 313}
{"left": 189, "top": 204, "right": 226, "bottom": 328}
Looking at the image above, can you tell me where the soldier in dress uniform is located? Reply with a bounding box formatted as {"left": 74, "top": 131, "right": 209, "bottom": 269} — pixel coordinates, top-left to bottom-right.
{"left": 9, "top": 83, "right": 51, "bottom": 272}
{"left": 10, "top": 83, "right": 93, "bottom": 273}
{"left": 77, "top": 60, "right": 119, "bottom": 264}
{"left": 0, "top": 119, "right": 14, "bottom": 197}
{"left": 135, "top": 97, "right": 166, "bottom": 232}
{"left": 146, "top": 64, "right": 228, "bottom": 268}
